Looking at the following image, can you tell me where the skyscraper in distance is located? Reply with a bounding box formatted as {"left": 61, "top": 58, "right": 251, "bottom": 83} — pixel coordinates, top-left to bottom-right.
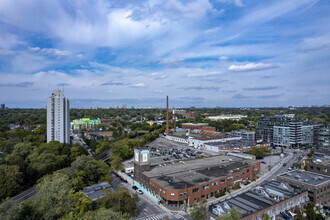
{"left": 47, "top": 89, "right": 70, "bottom": 144}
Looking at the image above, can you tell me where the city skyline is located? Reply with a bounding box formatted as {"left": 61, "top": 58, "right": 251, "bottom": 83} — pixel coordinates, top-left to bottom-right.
{"left": 0, "top": 0, "right": 330, "bottom": 108}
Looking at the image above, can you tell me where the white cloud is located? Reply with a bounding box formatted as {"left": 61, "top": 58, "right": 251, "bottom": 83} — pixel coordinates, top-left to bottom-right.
{"left": 219, "top": 56, "right": 228, "bottom": 60}
{"left": 228, "top": 62, "right": 277, "bottom": 72}
{"left": 188, "top": 71, "right": 222, "bottom": 77}
{"left": 240, "top": 0, "right": 318, "bottom": 26}
{"left": 130, "top": 83, "right": 145, "bottom": 87}
{"left": 159, "top": 57, "right": 185, "bottom": 64}
{"left": 29, "top": 47, "right": 71, "bottom": 56}
{"left": 150, "top": 72, "right": 168, "bottom": 80}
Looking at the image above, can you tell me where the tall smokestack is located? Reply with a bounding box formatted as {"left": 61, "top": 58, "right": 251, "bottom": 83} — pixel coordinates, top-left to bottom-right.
{"left": 173, "top": 116, "right": 176, "bottom": 132}
{"left": 166, "top": 96, "right": 169, "bottom": 135}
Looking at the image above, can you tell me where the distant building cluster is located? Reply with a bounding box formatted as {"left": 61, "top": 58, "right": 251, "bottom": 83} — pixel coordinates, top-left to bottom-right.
{"left": 207, "top": 115, "right": 248, "bottom": 121}
{"left": 256, "top": 115, "right": 329, "bottom": 148}
{"left": 0, "top": 104, "right": 5, "bottom": 110}
{"left": 172, "top": 109, "right": 199, "bottom": 119}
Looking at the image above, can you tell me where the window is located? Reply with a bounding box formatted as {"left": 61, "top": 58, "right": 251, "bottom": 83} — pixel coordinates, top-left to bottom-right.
{"left": 247, "top": 169, "right": 250, "bottom": 173}
{"left": 241, "top": 172, "right": 245, "bottom": 175}
{"left": 193, "top": 188, "right": 199, "bottom": 193}
{"left": 163, "top": 191, "right": 165, "bottom": 195}
{"left": 220, "top": 179, "right": 226, "bottom": 183}
{"left": 171, "top": 193, "right": 175, "bottom": 197}
{"left": 201, "top": 195, "right": 205, "bottom": 199}
{"left": 317, "top": 167, "right": 321, "bottom": 171}
{"left": 235, "top": 175, "right": 239, "bottom": 178}
{"left": 184, "top": 192, "right": 187, "bottom": 195}
{"left": 212, "top": 182, "right": 218, "bottom": 186}
{"left": 180, "top": 193, "right": 183, "bottom": 196}
{"left": 203, "top": 185, "right": 209, "bottom": 190}
{"left": 228, "top": 176, "right": 233, "bottom": 180}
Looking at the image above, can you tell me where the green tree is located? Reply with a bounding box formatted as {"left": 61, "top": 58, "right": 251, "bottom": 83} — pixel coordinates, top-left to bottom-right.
{"left": 77, "top": 208, "right": 130, "bottom": 220}
{"left": 189, "top": 202, "right": 207, "bottom": 220}
{"left": 262, "top": 213, "right": 270, "bottom": 220}
{"left": 70, "top": 143, "right": 88, "bottom": 161}
{"left": 110, "top": 154, "right": 123, "bottom": 171}
{"left": 216, "top": 207, "right": 242, "bottom": 220}
{"left": 0, "top": 164, "right": 22, "bottom": 200}
{"left": 99, "top": 187, "right": 137, "bottom": 215}
{"left": 70, "top": 155, "right": 110, "bottom": 187}
{"left": 33, "top": 173, "right": 74, "bottom": 219}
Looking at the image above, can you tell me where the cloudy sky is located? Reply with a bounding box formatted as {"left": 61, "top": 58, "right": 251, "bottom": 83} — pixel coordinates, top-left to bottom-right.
{"left": 0, "top": 0, "right": 329, "bottom": 108}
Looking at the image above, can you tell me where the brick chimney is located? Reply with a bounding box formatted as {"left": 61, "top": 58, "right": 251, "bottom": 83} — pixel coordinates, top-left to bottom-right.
{"left": 166, "top": 96, "right": 169, "bottom": 135}
{"left": 173, "top": 116, "right": 176, "bottom": 132}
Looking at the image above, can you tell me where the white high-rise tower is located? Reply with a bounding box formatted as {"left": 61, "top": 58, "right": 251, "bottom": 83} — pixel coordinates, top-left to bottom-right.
{"left": 47, "top": 89, "right": 70, "bottom": 144}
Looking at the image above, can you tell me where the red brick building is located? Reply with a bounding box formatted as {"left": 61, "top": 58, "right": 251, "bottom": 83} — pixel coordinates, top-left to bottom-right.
{"left": 134, "top": 149, "right": 260, "bottom": 208}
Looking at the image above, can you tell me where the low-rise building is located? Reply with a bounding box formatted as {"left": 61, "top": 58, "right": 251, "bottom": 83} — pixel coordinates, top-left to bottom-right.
{"left": 82, "top": 182, "right": 112, "bottom": 201}
{"left": 165, "top": 131, "right": 241, "bottom": 148}
{"left": 84, "top": 131, "right": 113, "bottom": 140}
{"left": 204, "top": 140, "right": 255, "bottom": 152}
{"left": 71, "top": 118, "right": 101, "bottom": 130}
{"left": 276, "top": 170, "right": 330, "bottom": 205}
{"left": 181, "top": 123, "right": 209, "bottom": 130}
{"left": 231, "top": 130, "right": 255, "bottom": 141}
{"left": 208, "top": 181, "right": 308, "bottom": 220}
{"left": 134, "top": 149, "right": 260, "bottom": 208}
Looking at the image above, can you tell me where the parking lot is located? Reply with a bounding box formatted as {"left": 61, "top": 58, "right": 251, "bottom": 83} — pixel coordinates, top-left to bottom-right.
{"left": 123, "top": 137, "right": 213, "bottom": 169}
{"left": 147, "top": 137, "right": 211, "bottom": 165}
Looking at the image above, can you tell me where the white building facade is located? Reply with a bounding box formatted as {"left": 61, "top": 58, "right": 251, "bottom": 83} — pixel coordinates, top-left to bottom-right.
{"left": 47, "top": 89, "right": 70, "bottom": 144}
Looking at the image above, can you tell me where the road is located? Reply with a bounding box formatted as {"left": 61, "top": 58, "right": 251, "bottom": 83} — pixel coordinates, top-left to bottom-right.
{"left": 264, "top": 151, "right": 304, "bottom": 182}
{"left": 207, "top": 151, "right": 297, "bottom": 206}
{"left": 72, "top": 137, "right": 95, "bottom": 156}
{"left": 112, "top": 173, "right": 190, "bottom": 220}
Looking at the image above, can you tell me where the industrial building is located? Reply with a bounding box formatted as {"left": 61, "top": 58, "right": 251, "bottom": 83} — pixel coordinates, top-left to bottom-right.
{"left": 208, "top": 181, "right": 308, "bottom": 220}
{"left": 181, "top": 123, "right": 210, "bottom": 130}
{"left": 204, "top": 140, "right": 256, "bottom": 152}
{"left": 47, "top": 89, "right": 70, "bottom": 144}
{"left": 165, "top": 131, "right": 241, "bottom": 149}
{"left": 164, "top": 98, "right": 254, "bottom": 152}
{"left": 276, "top": 170, "right": 330, "bottom": 205}
{"left": 134, "top": 148, "right": 260, "bottom": 208}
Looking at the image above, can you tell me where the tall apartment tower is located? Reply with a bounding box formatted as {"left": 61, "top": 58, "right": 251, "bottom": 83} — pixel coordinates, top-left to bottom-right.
{"left": 47, "top": 89, "right": 70, "bottom": 144}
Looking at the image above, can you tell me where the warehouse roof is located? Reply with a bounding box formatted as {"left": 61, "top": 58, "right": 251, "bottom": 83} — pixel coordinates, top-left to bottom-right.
{"left": 278, "top": 170, "right": 330, "bottom": 186}
{"left": 209, "top": 181, "right": 306, "bottom": 218}
{"left": 144, "top": 155, "right": 254, "bottom": 189}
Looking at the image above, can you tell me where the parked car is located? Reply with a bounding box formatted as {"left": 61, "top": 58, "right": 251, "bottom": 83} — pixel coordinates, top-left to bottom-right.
{"left": 136, "top": 189, "right": 143, "bottom": 194}
{"left": 132, "top": 185, "right": 138, "bottom": 190}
